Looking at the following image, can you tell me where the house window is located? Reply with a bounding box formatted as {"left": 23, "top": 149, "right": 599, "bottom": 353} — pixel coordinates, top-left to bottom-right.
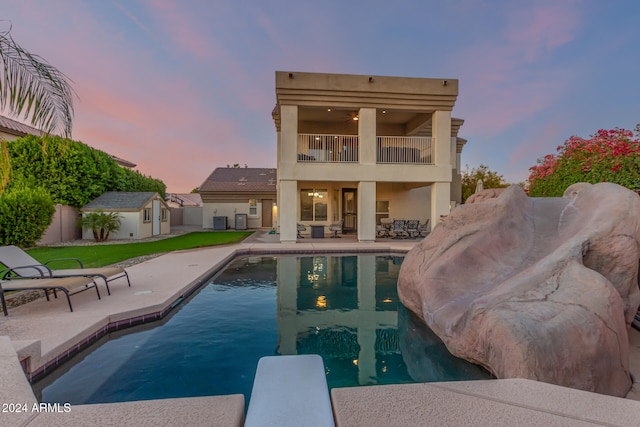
{"left": 300, "top": 189, "right": 328, "bottom": 221}
{"left": 248, "top": 199, "right": 258, "bottom": 216}
{"left": 376, "top": 200, "right": 390, "bottom": 224}
{"left": 161, "top": 208, "right": 168, "bottom": 222}
{"left": 143, "top": 208, "right": 151, "bottom": 222}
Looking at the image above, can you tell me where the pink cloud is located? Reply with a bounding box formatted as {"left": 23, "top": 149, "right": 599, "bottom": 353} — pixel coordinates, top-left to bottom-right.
{"left": 453, "top": 1, "right": 583, "bottom": 138}
{"left": 506, "top": 2, "right": 581, "bottom": 62}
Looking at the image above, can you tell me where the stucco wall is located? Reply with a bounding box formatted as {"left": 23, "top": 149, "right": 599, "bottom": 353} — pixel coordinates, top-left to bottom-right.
{"left": 170, "top": 208, "right": 183, "bottom": 226}
{"left": 203, "top": 202, "right": 261, "bottom": 229}
{"left": 183, "top": 207, "right": 203, "bottom": 226}
{"left": 38, "top": 205, "right": 82, "bottom": 246}
{"left": 376, "top": 183, "right": 431, "bottom": 224}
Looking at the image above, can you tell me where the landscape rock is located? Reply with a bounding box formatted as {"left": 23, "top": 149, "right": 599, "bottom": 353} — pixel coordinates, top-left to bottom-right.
{"left": 397, "top": 182, "right": 640, "bottom": 397}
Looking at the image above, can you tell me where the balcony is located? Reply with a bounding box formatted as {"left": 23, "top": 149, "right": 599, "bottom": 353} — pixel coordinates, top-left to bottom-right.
{"left": 297, "top": 134, "right": 433, "bottom": 165}
{"left": 297, "top": 134, "right": 359, "bottom": 163}
{"left": 377, "top": 136, "right": 433, "bottom": 164}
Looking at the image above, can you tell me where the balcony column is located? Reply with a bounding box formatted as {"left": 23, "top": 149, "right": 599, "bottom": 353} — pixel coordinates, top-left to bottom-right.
{"left": 358, "top": 181, "right": 376, "bottom": 242}
{"left": 358, "top": 107, "right": 376, "bottom": 164}
{"left": 280, "top": 105, "right": 298, "bottom": 164}
{"left": 432, "top": 110, "right": 451, "bottom": 166}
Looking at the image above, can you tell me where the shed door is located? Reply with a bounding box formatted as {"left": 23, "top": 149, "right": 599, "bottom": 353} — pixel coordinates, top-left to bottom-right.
{"left": 152, "top": 200, "right": 160, "bottom": 235}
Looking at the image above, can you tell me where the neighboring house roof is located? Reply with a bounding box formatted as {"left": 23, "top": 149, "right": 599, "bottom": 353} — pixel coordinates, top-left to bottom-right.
{"left": 0, "top": 115, "right": 42, "bottom": 138}
{"left": 199, "top": 168, "right": 277, "bottom": 193}
{"left": 167, "top": 193, "right": 203, "bottom": 207}
{"left": 82, "top": 192, "right": 165, "bottom": 211}
{"left": 109, "top": 154, "right": 137, "bottom": 168}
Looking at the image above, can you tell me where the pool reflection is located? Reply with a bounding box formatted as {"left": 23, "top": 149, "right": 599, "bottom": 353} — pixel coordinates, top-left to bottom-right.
{"left": 275, "top": 254, "right": 490, "bottom": 388}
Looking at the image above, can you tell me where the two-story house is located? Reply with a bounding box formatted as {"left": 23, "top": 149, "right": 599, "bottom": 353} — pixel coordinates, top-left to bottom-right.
{"left": 272, "top": 71, "right": 467, "bottom": 243}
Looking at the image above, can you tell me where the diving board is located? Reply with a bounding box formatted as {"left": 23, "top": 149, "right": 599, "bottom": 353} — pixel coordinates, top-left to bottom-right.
{"left": 245, "top": 354, "right": 335, "bottom": 427}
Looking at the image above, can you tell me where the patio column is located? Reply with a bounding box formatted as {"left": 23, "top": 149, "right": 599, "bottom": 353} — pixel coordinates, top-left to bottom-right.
{"left": 431, "top": 182, "right": 451, "bottom": 226}
{"left": 279, "top": 180, "right": 298, "bottom": 243}
{"left": 279, "top": 104, "right": 298, "bottom": 243}
{"left": 358, "top": 181, "right": 376, "bottom": 242}
{"left": 432, "top": 110, "right": 452, "bottom": 226}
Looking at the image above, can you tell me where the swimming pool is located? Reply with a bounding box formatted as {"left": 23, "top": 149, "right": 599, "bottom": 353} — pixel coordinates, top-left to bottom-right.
{"left": 34, "top": 253, "right": 491, "bottom": 405}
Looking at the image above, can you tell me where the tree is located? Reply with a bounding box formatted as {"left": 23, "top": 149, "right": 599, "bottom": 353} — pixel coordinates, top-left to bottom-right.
{"left": 0, "top": 24, "right": 75, "bottom": 138}
{"left": 528, "top": 128, "right": 640, "bottom": 197}
{"left": 79, "top": 210, "right": 123, "bottom": 242}
{"left": 461, "top": 164, "right": 508, "bottom": 203}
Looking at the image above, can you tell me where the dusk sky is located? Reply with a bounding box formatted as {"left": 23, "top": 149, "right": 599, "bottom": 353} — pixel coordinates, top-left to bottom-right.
{"left": 2, "top": 1, "right": 639, "bottom": 192}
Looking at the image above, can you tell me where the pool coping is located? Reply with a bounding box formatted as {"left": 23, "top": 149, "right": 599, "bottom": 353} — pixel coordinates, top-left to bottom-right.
{"left": 2, "top": 237, "right": 640, "bottom": 426}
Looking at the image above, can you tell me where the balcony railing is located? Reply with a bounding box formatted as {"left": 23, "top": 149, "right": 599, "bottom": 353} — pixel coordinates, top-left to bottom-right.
{"left": 377, "top": 136, "right": 433, "bottom": 164}
{"left": 298, "top": 134, "right": 359, "bottom": 163}
{"left": 297, "top": 134, "right": 434, "bottom": 165}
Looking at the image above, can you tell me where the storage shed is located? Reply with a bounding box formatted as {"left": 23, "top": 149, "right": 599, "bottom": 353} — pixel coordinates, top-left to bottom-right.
{"left": 81, "top": 192, "right": 170, "bottom": 240}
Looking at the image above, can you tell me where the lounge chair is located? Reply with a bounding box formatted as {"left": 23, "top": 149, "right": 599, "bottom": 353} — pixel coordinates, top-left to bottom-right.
{"left": 0, "top": 276, "right": 100, "bottom": 315}
{"left": 297, "top": 224, "right": 307, "bottom": 238}
{"left": 329, "top": 219, "right": 344, "bottom": 238}
{"left": 0, "top": 245, "right": 130, "bottom": 295}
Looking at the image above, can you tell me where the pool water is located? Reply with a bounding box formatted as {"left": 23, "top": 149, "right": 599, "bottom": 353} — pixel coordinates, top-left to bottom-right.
{"left": 34, "top": 254, "right": 491, "bottom": 405}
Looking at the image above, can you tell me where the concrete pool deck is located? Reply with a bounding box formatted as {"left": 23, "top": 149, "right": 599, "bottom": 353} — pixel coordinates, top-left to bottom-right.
{"left": 1, "top": 230, "right": 640, "bottom": 426}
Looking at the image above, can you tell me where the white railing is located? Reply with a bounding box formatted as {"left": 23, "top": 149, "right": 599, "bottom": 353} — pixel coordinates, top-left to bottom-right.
{"left": 297, "top": 134, "right": 359, "bottom": 163}
{"left": 377, "top": 136, "right": 433, "bottom": 164}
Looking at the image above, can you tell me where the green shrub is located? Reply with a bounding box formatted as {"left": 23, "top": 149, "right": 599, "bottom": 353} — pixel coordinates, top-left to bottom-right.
{"left": 0, "top": 186, "right": 55, "bottom": 247}
{"left": 6, "top": 134, "right": 166, "bottom": 207}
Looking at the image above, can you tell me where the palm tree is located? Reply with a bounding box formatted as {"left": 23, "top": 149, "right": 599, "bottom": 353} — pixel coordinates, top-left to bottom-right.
{"left": 80, "top": 210, "right": 123, "bottom": 242}
{"left": 0, "top": 23, "right": 75, "bottom": 138}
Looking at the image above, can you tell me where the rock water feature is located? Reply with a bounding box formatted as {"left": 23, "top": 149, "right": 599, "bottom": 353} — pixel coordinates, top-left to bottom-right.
{"left": 398, "top": 182, "right": 640, "bottom": 397}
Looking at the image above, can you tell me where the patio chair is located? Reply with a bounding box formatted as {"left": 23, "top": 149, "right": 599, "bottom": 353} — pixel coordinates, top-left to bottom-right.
{"left": 297, "top": 223, "right": 307, "bottom": 238}
{"left": 418, "top": 219, "right": 431, "bottom": 237}
{"left": 406, "top": 220, "right": 420, "bottom": 238}
{"left": 376, "top": 218, "right": 393, "bottom": 238}
{"left": 391, "top": 220, "right": 408, "bottom": 239}
{"left": 1, "top": 276, "right": 100, "bottom": 315}
{"left": 0, "top": 245, "right": 130, "bottom": 296}
{"left": 329, "top": 219, "right": 344, "bottom": 238}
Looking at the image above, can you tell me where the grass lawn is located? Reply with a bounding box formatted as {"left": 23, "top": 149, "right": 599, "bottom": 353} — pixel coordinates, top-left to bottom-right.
{"left": 24, "top": 231, "right": 253, "bottom": 268}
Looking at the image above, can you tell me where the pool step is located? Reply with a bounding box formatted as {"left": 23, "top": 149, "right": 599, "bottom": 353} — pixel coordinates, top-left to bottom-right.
{"left": 245, "top": 354, "right": 335, "bottom": 427}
